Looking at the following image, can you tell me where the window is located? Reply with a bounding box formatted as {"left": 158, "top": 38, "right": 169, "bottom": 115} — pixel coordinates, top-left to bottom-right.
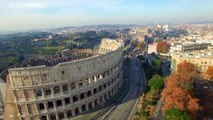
{"left": 54, "top": 86, "right": 60, "bottom": 94}
{"left": 35, "top": 89, "right": 42, "bottom": 97}
{"left": 56, "top": 100, "right": 62, "bottom": 107}
{"left": 80, "top": 93, "right": 85, "bottom": 99}
{"left": 63, "top": 85, "right": 68, "bottom": 93}
{"left": 73, "top": 95, "right": 78, "bottom": 102}
{"left": 64, "top": 98, "right": 70, "bottom": 105}
{"left": 71, "top": 83, "right": 76, "bottom": 90}
{"left": 45, "top": 89, "right": 51, "bottom": 96}
{"left": 48, "top": 102, "right": 54, "bottom": 109}
{"left": 87, "top": 91, "right": 91, "bottom": 97}
{"left": 62, "top": 71, "right": 65, "bottom": 75}
{"left": 38, "top": 103, "right": 45, "bottom": 110}
{"left": 79, "top": 81, "right": 83, "bottom": 87}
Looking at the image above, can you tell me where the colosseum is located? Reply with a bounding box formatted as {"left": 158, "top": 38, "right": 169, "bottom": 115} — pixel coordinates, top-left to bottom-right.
{"left": 3, "top": 39, "right": 124, "bottom": 120}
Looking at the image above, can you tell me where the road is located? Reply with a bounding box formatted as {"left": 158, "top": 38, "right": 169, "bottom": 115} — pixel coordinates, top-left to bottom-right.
{"left": 103, "top": 57, "right": 145, "bottom": 120}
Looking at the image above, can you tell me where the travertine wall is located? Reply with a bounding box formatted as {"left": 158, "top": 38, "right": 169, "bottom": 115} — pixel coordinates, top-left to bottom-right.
{"left": 4, "top": 39, "right": 124, "bottom": 120}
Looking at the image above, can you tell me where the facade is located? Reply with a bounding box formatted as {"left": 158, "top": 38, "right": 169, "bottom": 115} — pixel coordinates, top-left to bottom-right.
{"left": 3, "top": 39, "right": 124, "bottom": 120}
{"left": 171, "top": 49, "right": 213, "bottom": 72}
{"left": 147, "top": 43, "right": 157, "bottom": 54}
{"left": 170, "top": 42, "right": 211, "bottom": 53}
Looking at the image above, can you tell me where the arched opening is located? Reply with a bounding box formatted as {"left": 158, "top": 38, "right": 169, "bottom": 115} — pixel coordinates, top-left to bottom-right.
{"left": 64, "top": 97, "right": 70, "bottom": 105}
{"left": 39, "top": 103, "right": 45, "bottom": 110}
{"left": 54, "top": 86, "right": 60, "bottom": 94}
{"left": 50, "top": 114, "right": 56, "bottom": 120}
{"left": 108, "top": 81, "right": 110, "bottom": 86}
{"left": 35, "top": 89, "right": 42, "bottom": 97}
{"left": 99, "top": 86, "right": 102, "bottom": 91}
{"left": 82, "top": 105, "right": 86, "bottom": 112}
{"left": 80, "top": 93, "right": 85, "bottom": 100}
{"left": 73, "top": 95, "right": 78, "bottom": 102}
{"left": 103, "top": 83, "right": 107, "bottom": 89}
{"left": 45, "top": 89, "right": 51, "bottom": 96}
{"left": 71, "top": 82, "right": 76, "bottom": 90}
{"left": 67, "top": 110, "right": 72, "bottom": 117}
{"left": 63, "top": 85, "right": 68, "bottom": 93}
{"left": 95, "top": 99, "right": 98, "bottom": 106}
{"left": 56, "top": 100, "right": 62, "bottom": 107}
{"left": 87, "top": 91, "right": 91, "bottom": 97}
{"left": 75, "top": 107, "right": 79, "bottom": 115}
{"left": 93, "top": 88, "right": 97, "bottom": 94}
{"left": 48, "top": 102, "right": 54, "bottom": 109}
{"left": 88, "top": 102, "right": 93, "bottom": 109}
{"left": 58, "top": 112, "right": 64, "bottom": 119}
{"left": 41, "top": 115, "right": 47, "bottom": 120}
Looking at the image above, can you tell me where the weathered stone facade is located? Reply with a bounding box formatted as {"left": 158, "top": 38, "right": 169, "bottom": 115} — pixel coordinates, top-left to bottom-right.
{"left": 4, "top": 39, "right": 124, "bottom": 120}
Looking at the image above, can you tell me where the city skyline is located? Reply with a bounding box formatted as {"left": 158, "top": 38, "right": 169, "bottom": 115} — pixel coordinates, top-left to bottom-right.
{"left": 1, "top": 0, "right": 213, "bottom": 31}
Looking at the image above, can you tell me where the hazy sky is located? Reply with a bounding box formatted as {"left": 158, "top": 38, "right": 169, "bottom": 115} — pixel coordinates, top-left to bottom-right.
{"left": 0, "top": 0, "right": 213, "bottom": 31}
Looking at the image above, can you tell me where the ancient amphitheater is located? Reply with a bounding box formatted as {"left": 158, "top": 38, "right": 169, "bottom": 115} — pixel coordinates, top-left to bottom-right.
{"left": 3, "top": 39, "right": 124, "bottom": 120}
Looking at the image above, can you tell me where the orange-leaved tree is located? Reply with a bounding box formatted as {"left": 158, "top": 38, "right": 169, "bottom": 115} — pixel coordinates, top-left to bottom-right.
{"left": 203, "top": 66, "right": 213, "bottom": 80}
{"left": 156, "top": 41, "right": 170, "bottom": 53}
{"left": 161, "top": 61, "right": 200, "bottom": 119}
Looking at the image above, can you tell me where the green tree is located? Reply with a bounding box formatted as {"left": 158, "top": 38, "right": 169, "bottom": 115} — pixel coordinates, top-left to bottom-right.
{"left": 164, "top": 108, "right": 190, "bottom": 120}
{"left": 148, "top": 74, "right": 164, "bottom": 90}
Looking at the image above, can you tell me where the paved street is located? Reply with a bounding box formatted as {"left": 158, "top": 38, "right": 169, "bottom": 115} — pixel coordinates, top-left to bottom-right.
{"left": 104, "top": 58, "right": 145, "bottom": 120}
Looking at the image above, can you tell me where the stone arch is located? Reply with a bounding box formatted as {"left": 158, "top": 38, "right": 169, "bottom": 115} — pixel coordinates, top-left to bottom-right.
{"left": 81, "top": 104, "right": 86, "bottom": 112}
{"left": 41, "top": 115, "right": 47, "bottom": 120}
{"left": 54, "top": 86, "right": 60, "bottom": 94}
{"left": 62, "top": 84, "right": 68, "bottom": 93}
{"left": 50, "top": 114, "right": 56, "bottom": 120}
{"left": 67, "top": 110, "right": 72, "bottom": 117}
{"left": 108, "top": 81, "right": 110, "bottom": 86}
{"left": 80, "top": 93, "right": 85, "bottom": 100}
{"left": 88, "top": 102, "right": 93, "bottom": 109}
{"left": 45, "top": 88, "right": 51, "bottom": 96}
{"left": 93, "top": 88, "right": 97, "bottom": 94}
{"left": 87, "top": 90, "right": 91, "bottom": 97}
{"left": 94, "top": 99, "right": 98, "bottom": 106}
{"left": 58, "top": 112, "right": 65, "bottom": 119}
{"left": 75, "top": 107, "right": 80, "bottom": 115}
{"left": 103, "top": 83, "right": 107, "bottom": 89}
{"left": 38, "top": 103, "right": 45, "bottom": 110}
{"left": 56, "top": 100, "right": 62, "bottom": 107}
{"left": 48, "top": 101, "right": 54, "bottom": 109}
{"left": 64, "top": 97, "right": 70, "bottom": 105}
{"left": 73, "top": 95, "right": 78, "bottom": 102}
{"left": 99, "top": 85, "right": 102, "bottom": 91}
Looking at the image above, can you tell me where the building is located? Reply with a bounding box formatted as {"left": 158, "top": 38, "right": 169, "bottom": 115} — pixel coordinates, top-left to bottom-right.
{"left": 2, "top": 39, "right": 124, "bottom": 120}
{"left": 171, "top": 49, "right": 213, "bottom": 72}
{"left": 170, "top": 42, "right": 211, "bottom": 53}
{"left": 148, "top": 43, "right": 157, "bottom": 54}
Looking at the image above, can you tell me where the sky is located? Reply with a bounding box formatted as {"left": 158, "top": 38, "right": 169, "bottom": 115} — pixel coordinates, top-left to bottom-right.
{"left": 0, "top": 0, "right": 213, "bottom": 31}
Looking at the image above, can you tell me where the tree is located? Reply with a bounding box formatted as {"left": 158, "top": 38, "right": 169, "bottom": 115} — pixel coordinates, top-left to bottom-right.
{"left": 203, "top": 66, "right": 213, "bottom": 80}
{"left": 164, "top": 108, "right": 190, "bottom": 120}
{"left": 161, "top": 61, "right": 201, "bottom": 119}
{"left": 156, "top": 41, "right": 170, "bottom": 53}
{"left": 148, "top": 74, "right": 164, "bottom": 90}
{"left": 176, "top": 61, "right": 197, "bottom": 79}
{"left": 137, "top": 42, "right": 142, "bottom": 49}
